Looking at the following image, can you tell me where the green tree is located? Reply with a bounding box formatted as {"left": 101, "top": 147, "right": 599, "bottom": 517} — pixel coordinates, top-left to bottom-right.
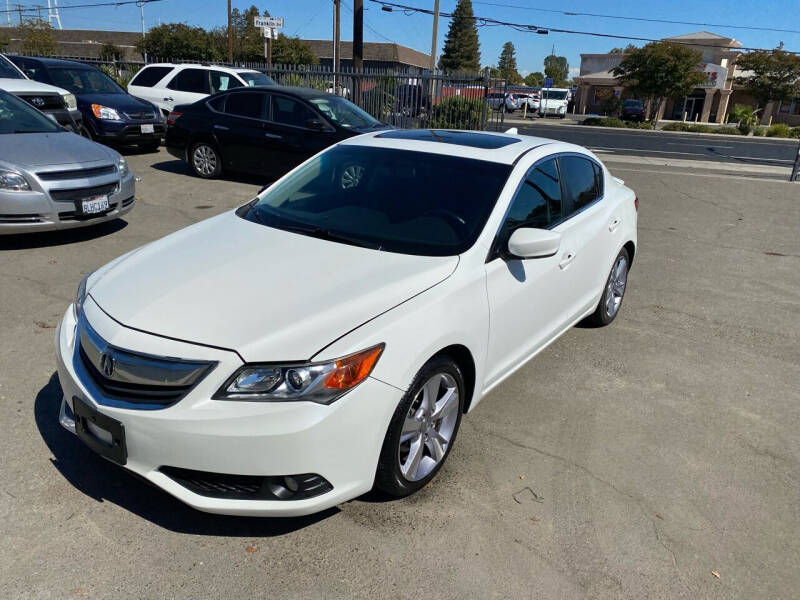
{"left": 0, "top": 31, "right": 10, "bottom": 51}
{"left": 138, "top": 23, "right": 221, "bottom": 61}
{"left": 612, "top": 42, "right": 705, "bottom": 124}
{"left": 19, "top": 20, "right": 57, "bottom": 56}
{"left": 609, "top": 44, "right": 637, "bottom": 54}
{"left": 543, "top": 54, "right": 569, "bottom": 86}
{"left": 438, "top": 0, "right": 480, "bottom": 73}
{"left": 523, "top": 71, "right": 544, "bottom": 86}
{"left": 272, "top": 34, "right": 318, "bottom": 65}
{"left": 734, "top": 47, "right": 800, "bottom": 121}
{"left": 99, "top": 43, "right": 124, "bottom": 61}
{"left": 497, "top": 41, "right": 520, "bottom": 83}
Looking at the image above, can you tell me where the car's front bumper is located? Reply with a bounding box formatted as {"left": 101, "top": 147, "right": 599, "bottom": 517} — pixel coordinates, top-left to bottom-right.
{"left": 91, "top": 120, "right": 165, "bottom": 145}
{"left": 54, "top": 298, "right": 403, "bottom": 517}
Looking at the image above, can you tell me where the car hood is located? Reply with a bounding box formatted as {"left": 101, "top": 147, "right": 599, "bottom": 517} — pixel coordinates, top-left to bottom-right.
{"left": 77, "top": 92, "right": 157, "bottom": 114}
{"left": 0, "top": 131, "right": 116, "bottom": 167}
{"left": 0, "top": 77, "right": 68, "bottom": 95}
{"left": 89, "top": 210, "right": 459, "bottom": 362}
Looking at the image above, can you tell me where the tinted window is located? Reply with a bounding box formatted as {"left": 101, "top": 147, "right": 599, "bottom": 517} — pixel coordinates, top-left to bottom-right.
{"left": 167, "top": 69, "right": 209, "bottom": 94}
{"left": 49, "top": 68, "right": 123, "bottom": 94}
{"left": 224, "top": 91, "right": 264, "bottom": 119}
{"left": 0, "top": 91, "right": 61, "bottom": 134}
{"left": 11, "top": 58, "right": 45, "bottom": 81}
{"left": 238, "top": 71, "right": 275, "bottom": 87}
{"left": 208, "top": 95, "right": 226, "bottom": 111}
{"left": 593, "top": 162, "right": 604, "bottom": 198}
{"left": 210, "top": 70, "right": 244, "bottom": 93}
{"left": 0, "top": 55, "right": 24, "bottom": 79}
{"left": 502, "top": 159, "right": 562, "bottom": 235}
{"left": 271, "top": 95, "right": 316, "bottom": 127}
{"left": 559, "top": 156, "right": 599, "bottom": 213}
{"left": 310, "top": 96, "right": 379, "bottom": 129}
{"left": 240, "top": 145, "right": 512, "bottom": 256}
{"left": 130, "top": 66, "right": 174, "bottom": 87}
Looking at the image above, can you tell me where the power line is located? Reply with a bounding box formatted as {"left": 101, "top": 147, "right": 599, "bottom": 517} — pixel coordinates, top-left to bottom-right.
{"left": 0, "top": 0, "right": 163, "bottom": 15}
{"left": 370, "top": 0, "right": 800, "bottom": 54}
{"left": 471, "top": 1, "right": 800, "bottom": 36}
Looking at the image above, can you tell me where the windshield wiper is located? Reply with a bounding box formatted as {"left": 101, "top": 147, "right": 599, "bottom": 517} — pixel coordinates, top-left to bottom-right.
{"left": 280, "top": 223, "right": 382, "bottom": 250}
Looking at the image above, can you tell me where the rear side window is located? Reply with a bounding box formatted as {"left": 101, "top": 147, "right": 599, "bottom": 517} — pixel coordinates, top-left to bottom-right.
{"left": 167, "top": 68, "right": 210, "bottom": 94}
{"left": 130, "top": 66, "right": 174, "bottom": 88}
{"left": 501, "top": 158, "right": 562, "bottom": 235}
{"left": 559, "top": 156, "right": 600, "bottom": 214}
{"left": 210, "top": 70, "right": 244, "bottom": 93}
{"left": 224, "top": 91, "right": 265, "bottom": 119}
{"left": 208, "top": 95, "right": 226, "bottom": 111}
{"left": 271, "top": 95, "right": 316, "bottom": 128}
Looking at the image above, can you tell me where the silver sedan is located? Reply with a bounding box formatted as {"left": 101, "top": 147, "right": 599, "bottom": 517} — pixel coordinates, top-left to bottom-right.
{"left": 0, "top": 88, "right": 135, "bottom": 234}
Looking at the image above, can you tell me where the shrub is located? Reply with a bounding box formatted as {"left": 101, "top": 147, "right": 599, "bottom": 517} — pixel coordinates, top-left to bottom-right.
{"left": 790, "top": 126, "right": 800, "bottom": 138}
{"left": 429, "top": 96, "right": 484, "bottom": 129}
{"left": 661, "top": 122, "right": 691, "bottom": 131}
{"left": 582, "top": 117, "right": 627, "bottom": 128}
{"left": 729, "top": 104, "right": 759, "bottom": 127}
{"left": 752, "top": 126, "right": 765, "bottom": 136}
{"left": 715, "top": 126, "right": 740, "bottom": 135}
{"left": 739, "top": 124, "right": 752, "bottom": 135}
{"left": 766, "top": 123, "right": 791, "bottom": 138}
{"left": 626, "top": 121, "right": 653, "bottom": 130}
{"left": 100, "top": 63, "right": 140, "bottom": 88}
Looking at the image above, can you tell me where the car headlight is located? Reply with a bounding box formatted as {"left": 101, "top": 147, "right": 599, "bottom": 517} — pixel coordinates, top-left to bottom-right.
{"left": 73, "top": 271, "right": 93, "bottom": 319}
{"left": 91, "top": 104, "right": 121, "bottom": 121}
{"left": 0, "top": 169, "right": 31, "bottom": 191}
{"left": 63, "top": 93, "right": 77, "bottom": 110}
{"left": 214, "top": 344, "right": 384, "bottom": 405}
{"left": 117, "top": 156, "right": 129, "bottom": 177}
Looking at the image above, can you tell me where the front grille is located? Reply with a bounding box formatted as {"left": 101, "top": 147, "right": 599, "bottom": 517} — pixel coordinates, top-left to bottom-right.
{"left": 50, "top": 182, "right": 119, "bottom": 202}
{"left": 18, "top": 94, "right": 64, "bottom": 110}
{"left": 160, "top": 467, "right": 334, "bottom": 501}
{"left": 37, "top": 165, "right": 117, "bottom": 181}
{"left": 124, "top": 110, "right": 157, "bottom": 121}
{"left": 77, "top": 318, "right": 216, "bottom": 408}
{"left": 0, "top": 213, "right": 45, "bottom": 223}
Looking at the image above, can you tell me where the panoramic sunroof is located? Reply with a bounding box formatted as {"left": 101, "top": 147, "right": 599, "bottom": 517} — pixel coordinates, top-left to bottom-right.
{"left": 376, "top": 129, "right": 521, "bottom": 149}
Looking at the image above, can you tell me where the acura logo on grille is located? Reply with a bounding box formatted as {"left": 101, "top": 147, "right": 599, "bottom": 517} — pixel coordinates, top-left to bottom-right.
{"left": 99, "top": 352, "right": 115, "bottom": 377}
{"left": 31, "top": 97, "right": 45, "bottom": 107}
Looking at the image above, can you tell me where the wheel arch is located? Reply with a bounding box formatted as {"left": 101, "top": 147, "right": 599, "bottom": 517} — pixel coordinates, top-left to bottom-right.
{"left": 427, "top": 344, "right": 477, "bottom": 414}
{"left": 623, "top": 240, "right": 636, "bottom": 266}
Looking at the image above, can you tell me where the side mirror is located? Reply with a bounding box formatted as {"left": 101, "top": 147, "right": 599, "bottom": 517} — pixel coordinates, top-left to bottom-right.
{"left": 305, "top": 118, "right": 326, "bottom": 131}
{"left": 507, "top": 228, "right": 561, "bottom": 259}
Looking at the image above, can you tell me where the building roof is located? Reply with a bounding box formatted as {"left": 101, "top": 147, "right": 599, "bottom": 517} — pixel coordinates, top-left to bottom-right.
{"left": 1, "top": 28, "right": 142, "bottom": 60}
{"left": 301, "top": 39, "right": 431, "bottom": 69}
{"left": 663, "top": 31, "right": 742, "bottom": 47}
{"left": 575, "top": 70, "right": 619, "bottom": 83}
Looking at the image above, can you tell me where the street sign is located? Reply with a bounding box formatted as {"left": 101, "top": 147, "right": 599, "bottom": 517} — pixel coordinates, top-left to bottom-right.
{"left": 254, "top": 16, "right": 283, "bottom": 28}
{"left": 544, "top": 77, "right": 553, "bottom": 88}
{"left": 262, "top": 27, "right": 278, "bottom": 39}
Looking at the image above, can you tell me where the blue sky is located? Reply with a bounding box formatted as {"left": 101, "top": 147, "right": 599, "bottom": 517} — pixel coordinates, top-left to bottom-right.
{"left": 19, "top": 0, "right": 800, "bottom": 75}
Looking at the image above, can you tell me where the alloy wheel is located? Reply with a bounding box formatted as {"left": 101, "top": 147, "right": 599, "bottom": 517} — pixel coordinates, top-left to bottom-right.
{"left": 605, "top": 254, "right": 628, "bottom": 318}
{"left": 192, "top": 144, "right": 217, "bottom": 177}
{"left": 398, "top": 372, "right": 460, "bottom": 482}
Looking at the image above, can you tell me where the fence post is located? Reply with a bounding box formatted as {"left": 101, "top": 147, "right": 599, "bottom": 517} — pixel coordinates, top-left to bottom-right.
{"left": 480, "top": 67, "right": 490, "bottom": 131}
{"left": 790, "top": 139, "right": 800, "bottom": 183}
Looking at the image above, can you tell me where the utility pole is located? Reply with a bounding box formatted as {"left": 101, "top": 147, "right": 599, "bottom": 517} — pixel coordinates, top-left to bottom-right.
{"left": 227, "top": 0, "right": 233, "bottom": 64}
{"left": 332, "top": 0, "right": 340, "bottom": 89}
{"left": 429, "top": 0, "right": 439, "bottom": 71}
{"left": 139, "top": 0, "right": 147, "bottom": 62}
{"left": 14, "top": 3, "right": 22, "bottom": 25}
{"left": 6, "top": 0, "right": 11, "bottom": 27}
{"left": 353, "top": 0, "right": 362, "bottom": 71}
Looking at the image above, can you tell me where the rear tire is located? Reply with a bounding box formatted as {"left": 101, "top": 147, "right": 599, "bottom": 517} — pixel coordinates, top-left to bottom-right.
{"left": 375, "top": 355, "right": 464, "bottom": 497}
{"left": 189, "top": 141, "right": 222, "bottom": 179}
{"left": 585, "top": 247, "right": 630, "bottom": 327}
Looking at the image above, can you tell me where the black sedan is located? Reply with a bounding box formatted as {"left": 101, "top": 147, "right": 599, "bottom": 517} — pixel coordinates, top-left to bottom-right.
{"left": 8, "top": 56, "right": 163, "bottom": 151}
{"left": 165, "top": 86, "right": 390, "bottom": 180}
{"left": 621, "top": 99, "right": 646, "bottom": 122}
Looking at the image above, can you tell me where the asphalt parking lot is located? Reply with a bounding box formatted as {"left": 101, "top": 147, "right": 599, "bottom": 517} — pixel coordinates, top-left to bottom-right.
{"left": 1, "top": 148, "right": 798, "bottom": 599}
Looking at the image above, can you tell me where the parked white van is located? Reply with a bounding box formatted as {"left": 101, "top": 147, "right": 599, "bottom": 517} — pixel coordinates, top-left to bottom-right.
{"left": 538, "top": 88, "right": 570, "bottom": 119}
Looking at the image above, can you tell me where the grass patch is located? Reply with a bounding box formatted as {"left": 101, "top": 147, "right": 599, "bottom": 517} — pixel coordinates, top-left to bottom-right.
{"left": 582, "top": 117, "right": 652, "bottom": 129}
{"left": 766, "top": 123, "right": 791, "bottom": 138}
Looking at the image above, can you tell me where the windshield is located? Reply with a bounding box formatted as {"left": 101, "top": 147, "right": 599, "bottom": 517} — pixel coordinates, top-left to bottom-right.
{"left": 0, "top": 91, "right": 62, "bottom": 134}
{"left": 239, "top": 145, "right": 512, "bottom": 256}
{"left": 542, "top": 90, "right": 568, "bottom": 100}
{"left": 49, "top": 67, "right": 124, "bottom": 94}
{"left": 0, "top": 56, "right": 24, "bottom": 79}
{"left": 623, "top": 100, "right": 643, "bottom": 107}
{"left": 310, "top": 96, "right": 380, "bottom": 129}
{"left": 240, "top": 71, "right": 276, "bottom": 87}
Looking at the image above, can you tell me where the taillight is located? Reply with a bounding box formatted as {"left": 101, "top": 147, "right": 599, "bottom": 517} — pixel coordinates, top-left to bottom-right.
{"left": 166, "top": 111, "right": 183, "bottom": 127}
{"left": 634, "top": 197, "right": 639, "bottom": 212}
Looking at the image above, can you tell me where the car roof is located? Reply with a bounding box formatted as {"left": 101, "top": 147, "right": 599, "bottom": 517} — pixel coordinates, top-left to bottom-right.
{"left": 220, "top": 85, "right": 331, "bottom": 99}
{"left": 340, "top": 129, "right": 567, "bottom": 165}
{"left": 145, "top": 63, "right": 263, "bottom": 73}
{"left": 8, "top": 56, "right": 96, "bottom": 69}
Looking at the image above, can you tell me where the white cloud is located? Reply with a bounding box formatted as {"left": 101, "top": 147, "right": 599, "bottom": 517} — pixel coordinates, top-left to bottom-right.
{"left": 568, "top": 67, "right": 580, "bottom": 78}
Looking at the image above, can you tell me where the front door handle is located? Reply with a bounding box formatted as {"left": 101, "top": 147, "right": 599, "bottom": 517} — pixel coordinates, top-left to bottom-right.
{"left": 264, "top": 132, "right": 282, "bottom": 139}
{"left": 213, "top": 124, "right": 229, "bottom": 131}
{"left": 608, "top": 217, "right": 622, "bottom": 232}
{"left": 163, "top": 97, "right": 173, "bottom": 102}
{"left": 558, "top": 251, "right": 576, "bottom": 270}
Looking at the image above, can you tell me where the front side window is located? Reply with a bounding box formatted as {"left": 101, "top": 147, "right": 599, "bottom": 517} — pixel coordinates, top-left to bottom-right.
{"left": 271, "top": 95, "right": 317, "bottom": 128}
{"left": 239, "top": 145, "right": 512, "bottom": 256}
{"left": 224, "top": 91, "right": 265, "bottom": 119}
{"left": 309, "top": 96, "right": 379, "bottom": 128}
{"left": 167, "top": 69, "right": 209, "bottom": 94}
{"left": 501, "top": 159, "right": 562, "bottom": 239}
{"left": 129, "top": 66, "right": 174, "bottom": 88}
{"left": 210, "top": 70, "right": 244, "bottom": 93}
{"left": 559, "top": 156, "right": 600, "bottom": 214}
{"left": 238, "top": 71, "right": 275, "bottom": 87}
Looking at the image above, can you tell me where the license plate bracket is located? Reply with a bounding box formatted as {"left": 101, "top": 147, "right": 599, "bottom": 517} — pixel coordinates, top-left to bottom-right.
{"left": 72, "top": 396, "right": 127, "bottom": 465}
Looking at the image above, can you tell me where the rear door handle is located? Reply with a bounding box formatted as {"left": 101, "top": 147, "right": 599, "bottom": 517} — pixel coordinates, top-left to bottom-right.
{"left": 163, "top": 97, "right": 173, "bottom": 102}
{"left": 264, "top": 133, "right": 282, "bottom": 139}
{"left": 213, "top": 125, "right": 229, "bottom": 131}
{"left": 558, "top": 251, "right": 576, "bottom": 270}
{"left": 608, "top": 217, "right": 621, "bottom": 232}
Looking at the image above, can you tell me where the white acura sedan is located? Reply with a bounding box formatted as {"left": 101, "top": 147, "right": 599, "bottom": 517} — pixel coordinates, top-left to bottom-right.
{"left": 55, "top": 129, "right": 637, "bottom": 517}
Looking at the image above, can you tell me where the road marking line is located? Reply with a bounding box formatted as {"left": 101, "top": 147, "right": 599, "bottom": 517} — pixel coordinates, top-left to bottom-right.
{"left": 589, "top": 148, "right": 614, "bottom": 153}
{"left": 667, "top": 143, "right": 734, "bottom": 148}
{"left": 590, "top": 146, "right": 707, "bottom": 156}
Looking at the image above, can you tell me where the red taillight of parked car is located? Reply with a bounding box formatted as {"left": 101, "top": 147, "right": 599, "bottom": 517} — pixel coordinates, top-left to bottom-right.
{"left": 166, "top": 111, "right": 183, "bottom": 127}
{"left": 634, "top": 197, "right": 639, "bottom": 212}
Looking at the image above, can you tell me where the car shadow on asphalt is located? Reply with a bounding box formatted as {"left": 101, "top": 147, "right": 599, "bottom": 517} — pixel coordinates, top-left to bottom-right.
{"left": 149, "top": 159, "right": 272, "bottom": 187}
{"left": 34, "top": 373, "right": 338, "bottom": 535}
{"left": 0, "top": 219, "right": 128, "bottom": 251}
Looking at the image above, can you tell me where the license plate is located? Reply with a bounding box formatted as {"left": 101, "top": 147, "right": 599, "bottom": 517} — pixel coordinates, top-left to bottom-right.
{"left": 72, "top": 396, "right": 127, "bottom": 465}
{"left": 141, "top": 124, "right": 154, "bottom": 134}
{"left": 81, "top": 196, "right": 109, "bottom": 214}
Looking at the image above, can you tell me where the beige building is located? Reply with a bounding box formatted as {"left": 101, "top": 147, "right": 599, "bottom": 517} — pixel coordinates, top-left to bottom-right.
{"left": 574, "top": 31, "right": 800, "bottom": 126}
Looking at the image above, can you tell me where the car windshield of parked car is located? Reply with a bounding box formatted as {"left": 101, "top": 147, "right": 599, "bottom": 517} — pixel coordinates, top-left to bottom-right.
{"left": 240, "top": 145, "right": 512, "bottom": 256}
{"left": 0, "top": 91, "right": 61, "bottom": 134}
{"left": 623, "top": 100, "right": 643, "bottom": 108}
{"left": 0, "top": 56, "right": 24, "bottom": 79}
{"left": 542, "top": 90, "right": 568, "bottom": 100}
{"left": 240, "top": 71, "right": 276, "bottom": 87}
{"left": 49, "top": 67, "right": 124, "bottom": 94}
{"left": 309, "top": 96, "right": 380, "bottom": 129}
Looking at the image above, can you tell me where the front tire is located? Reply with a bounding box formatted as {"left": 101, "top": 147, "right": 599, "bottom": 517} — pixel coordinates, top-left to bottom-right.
{"left": 375, "top": 355, "right": 464, "bottom": 497}
{"left": 586, "top": 247, "right": 630, "bottom": 327}
{"left": 189, "top": 141, "right": 222, "bottom": 179}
